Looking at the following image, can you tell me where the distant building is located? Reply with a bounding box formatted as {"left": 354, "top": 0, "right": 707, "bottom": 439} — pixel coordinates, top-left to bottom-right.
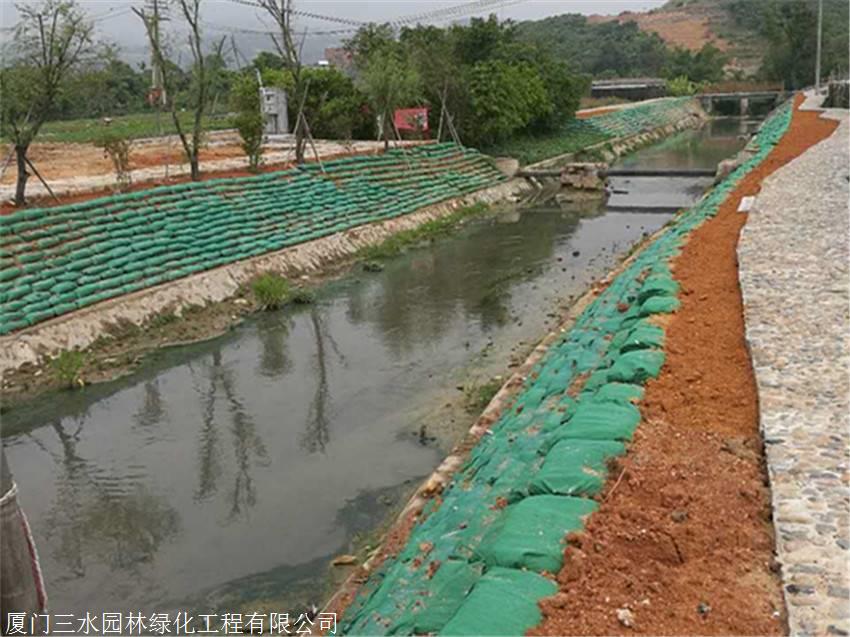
{"left": 325, "top": 47, "right": 353, "bottom": 74}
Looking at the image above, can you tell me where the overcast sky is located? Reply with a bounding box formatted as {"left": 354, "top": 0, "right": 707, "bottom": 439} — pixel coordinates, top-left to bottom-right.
{"left": 1, "top": 0, "right": 666, "bottom": 64}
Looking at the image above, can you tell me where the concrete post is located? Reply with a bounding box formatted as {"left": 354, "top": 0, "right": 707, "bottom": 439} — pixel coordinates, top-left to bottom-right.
{"left": 740, "top": 97, "right": 749, "bottom": 117}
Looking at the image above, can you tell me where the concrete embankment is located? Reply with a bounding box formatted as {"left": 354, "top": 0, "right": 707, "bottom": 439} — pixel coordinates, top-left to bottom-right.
{"left": 328, "top": 100, "right": 795, "bottom": 636}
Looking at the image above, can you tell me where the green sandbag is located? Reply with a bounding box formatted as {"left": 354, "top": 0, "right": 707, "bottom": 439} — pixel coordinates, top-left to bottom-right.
{"left": 606, "top": 349, "right": 665, "bottom": 384}
{"left": 388, "top": 560, "right": 483, "bottom": 635}
{"left": 637, "top": 273, "right": 680, "bottom": 304}
{"left": 639, "top": 295, "right": 680, "bottom": 316}
{"left": 473, "top": 495, "right": 597, "bottom": 573}
{"left": 440, "top": 567, "right": 557, "bottom": 636}
{"left": 592, "top": 382, "right": 644, "bottom": 404}
{"left": 619, "top": 320, "right": 665, "bottom": 352}
{"left": 530, "top": 439, "right": 625, "bottom": 497}
{"left": 544, "top": 400, "right": 641, "bottom": 446}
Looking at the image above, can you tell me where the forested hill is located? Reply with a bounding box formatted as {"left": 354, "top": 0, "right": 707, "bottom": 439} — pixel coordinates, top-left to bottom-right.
{"left": 517, "top": 0, "right": 849, "bottom": 86}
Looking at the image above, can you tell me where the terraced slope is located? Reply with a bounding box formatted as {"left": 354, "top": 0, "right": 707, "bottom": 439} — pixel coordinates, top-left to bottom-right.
{"left": 337, "top": 101, "right": 793, "bottom": 636}
{"left": 487, "top": 97, "right": 699, "bottom": 165}
{"left": 0, "top": 143, "right": 504, "bottom": 335}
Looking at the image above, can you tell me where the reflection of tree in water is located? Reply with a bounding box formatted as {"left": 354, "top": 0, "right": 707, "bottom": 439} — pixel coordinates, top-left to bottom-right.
{"left": 344, "top": 211, "right": 581, "bottom": 356}
{"left": 190, "top": 349, "right": 269, "bottom": 520}
{"left": 256, "top": 315, "right": 294, "bottom": 379}
{"left": 132, "top": 380, "right": 168, "bottom": 430}
{"left": 302, "top": 309, "right": 346, "bottom": 454}
{"left": 34, "top": 417, "right": 179, "bottom": 579}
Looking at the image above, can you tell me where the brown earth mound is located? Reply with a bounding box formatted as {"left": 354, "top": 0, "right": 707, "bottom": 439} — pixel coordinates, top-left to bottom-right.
{"left": 530, "top": 94, "right": 839, "bottom": 635}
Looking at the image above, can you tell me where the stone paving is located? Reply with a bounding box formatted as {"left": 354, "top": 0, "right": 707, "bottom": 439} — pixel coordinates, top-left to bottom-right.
{"left": 738, "top": 95, "right": 850, "bottom": 636}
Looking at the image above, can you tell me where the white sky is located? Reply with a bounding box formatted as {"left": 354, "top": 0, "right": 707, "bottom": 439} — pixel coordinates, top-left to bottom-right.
{"left": 1, "top": 0, "right": 667, "bottom": 64}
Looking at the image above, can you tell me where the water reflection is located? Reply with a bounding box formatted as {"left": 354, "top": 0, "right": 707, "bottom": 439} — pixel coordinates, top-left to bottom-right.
{"left": 40, "top": 418, "right": 179, "bottom": 580}
{"left": 191, "top": 350, "right": 269, "bottom": 519}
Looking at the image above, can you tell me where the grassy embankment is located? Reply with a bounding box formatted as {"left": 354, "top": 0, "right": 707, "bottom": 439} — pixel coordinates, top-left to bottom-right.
{"left": 483, "top": 120, "right": 611, "bottom": 165}
{"left": 3, "top": 111, "right": 233, "bottom": 145}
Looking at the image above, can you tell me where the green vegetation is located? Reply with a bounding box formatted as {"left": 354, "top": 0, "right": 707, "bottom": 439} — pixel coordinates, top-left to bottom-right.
{"left": 516, "top": 15, "right": 670, "bottom": 77}
{"left": 747, "top": 0, "right": 849, "bottom": 89}
{"left": 96, "top": 131, "right": 133, "bottom": 191}
{"left": 464, "top": 377, "right": 504, "bottom": 413}
{"left": 250, "top": 275, "right": 314, "bottom": 309}
{"left": 346, "top": 16, "right": 587, "bottom": 148}
{"left": 5, "top": 111, "right": 232, "bottom": 145}
{"left": 51, "top": 350, "right": 86, "bottom": 388}
{"left": 230, "top": 74, "right": 265, "bottom": 172}
{"left": 289, "top": 287, "right": 316, "bottom": 304}
{"left": 666, "top": 75, "right": 700, "bottom": 96}
{"left": 252, "top": 273, "right": 292, "bottom": 310}
{"left": 357, "top": 203, "right": 489, "bottom": 261}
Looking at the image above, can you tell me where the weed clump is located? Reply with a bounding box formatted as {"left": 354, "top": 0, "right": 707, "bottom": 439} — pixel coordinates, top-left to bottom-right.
{"left": 252, "top": 273, "right": 291, "bottom": 309}
{"left": 358, "top": 203, "right": 490, "bottom": 262}
{"left": 290, "top": 287, "right": 316, "bottom": 304}
{"left": 464, "top": 377, "right": 504, "bottom": 413}
{"left": 52, "top": 350, "right": 86, "bottom": 388}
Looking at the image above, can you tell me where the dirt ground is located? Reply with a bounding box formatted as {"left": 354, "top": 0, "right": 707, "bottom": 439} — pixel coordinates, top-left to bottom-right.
{"left": 530, "top": 95, "right": 839, "bottom": 635}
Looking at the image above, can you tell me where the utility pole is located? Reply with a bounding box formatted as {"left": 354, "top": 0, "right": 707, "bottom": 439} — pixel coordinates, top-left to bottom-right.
{"left": 815, "top": 0, "right": 823, "bottom": 92}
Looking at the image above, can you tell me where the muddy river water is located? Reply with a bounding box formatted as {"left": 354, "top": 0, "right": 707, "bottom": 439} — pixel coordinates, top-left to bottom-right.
{"left": 1, "top": 118, "right": 756, "bottom": 616}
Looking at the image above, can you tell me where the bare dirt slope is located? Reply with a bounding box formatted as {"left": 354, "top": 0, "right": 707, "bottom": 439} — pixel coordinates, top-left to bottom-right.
{"left": 588, "top": 0, "right": 764, "bottom": 75}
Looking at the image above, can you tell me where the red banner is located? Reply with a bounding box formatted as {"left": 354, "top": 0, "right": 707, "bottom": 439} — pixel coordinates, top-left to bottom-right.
{"left": 394, "top": 107, "right": 429, "bottom": 133}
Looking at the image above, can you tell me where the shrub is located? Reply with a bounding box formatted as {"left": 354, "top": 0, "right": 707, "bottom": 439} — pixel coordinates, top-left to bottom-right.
{"left": 252, "top": 272, "right": 291, "bottom": 309}
{"left": 97, "top": 131, "right": 133, "bottom": 191}
{"left": 52, "top": 350, "right": 86, "bottom": 388}
{"left": 289, "top": 287, "right": 316, "bottom": 304}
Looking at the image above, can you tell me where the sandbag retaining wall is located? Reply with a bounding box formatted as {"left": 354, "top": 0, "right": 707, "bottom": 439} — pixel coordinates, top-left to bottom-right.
{"left": 332, "top": 100, "right": 794, "bottom": 636}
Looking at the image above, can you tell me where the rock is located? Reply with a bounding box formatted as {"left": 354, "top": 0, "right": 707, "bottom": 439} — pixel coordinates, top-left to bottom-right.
{"left": 671, "top": 510, "right": 688, "bottom": 523}
{"left": 332, "top": 554, "right": 357, "bottom": 566}
{"left": 697, "top": 602, "right": 711, "bottom": 616}
{"left": 616, "top": 607, "right": 634, "bottom": 628}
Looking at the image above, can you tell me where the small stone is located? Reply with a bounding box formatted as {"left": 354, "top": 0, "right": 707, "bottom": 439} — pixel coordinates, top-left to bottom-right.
{"left": 828, "top": 586, "right": 850, "bottom": 600}
{"left": 616, "top": 608, "right": 634, "bottom": 628}
{"left": 697, "top": 602, "right": 711, "bottom": 616}
{"left": 671, "top": 510, "right": 688, "bottom": 523}
{"left": 332, "top": 554, "right": 357, "bottom": 566}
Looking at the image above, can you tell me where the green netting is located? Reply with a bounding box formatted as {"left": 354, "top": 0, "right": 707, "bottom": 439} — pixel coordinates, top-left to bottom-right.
{"left": 1, "top": 143, "right": 506, "bottom": 333}
{"left": 440, "top": 567, "right": 557, "bottom": 636}
{"left": 474, "top": 495, "right": 597, "bottom": 572}
{"left": 530, "top": 439, "right": 626, "bottom": 497}
{"left": 547, "top": 400, "right": 641, "bottom": 444}
{"left": 605, "top": 349, "right": 665, "bottom": 384}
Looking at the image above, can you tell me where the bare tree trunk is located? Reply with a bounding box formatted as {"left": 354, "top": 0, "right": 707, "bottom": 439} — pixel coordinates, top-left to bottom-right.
{"left": 383, "top": 114, "right": 390, "bottom": 151}
{"left": 190, "top": 153, "right": 200, "bottom": 181}
{"left": 13, "top": 145, "right": 29, "bottom": 206}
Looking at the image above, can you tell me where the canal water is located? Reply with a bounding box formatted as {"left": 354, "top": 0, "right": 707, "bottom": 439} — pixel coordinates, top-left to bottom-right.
{"left": 1, "top": 119, "right": 754, "bottom": 617}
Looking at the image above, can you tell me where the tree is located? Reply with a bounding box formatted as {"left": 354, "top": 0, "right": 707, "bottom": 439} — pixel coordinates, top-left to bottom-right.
{"left": 296, "top": 67, "right": 370, "bottom": 140}
{"left": 230, "top": 73, "right": 264, "bottom": 171}
{"left": 760, "top": 0, "right": 819, "bottom": 89}
{"left": 355, "top": 48, "right": 421, "bottom": 149}
{"left": 133, "top": 0, "right": 223, "bottom": 181}
{"left": 665, "top": 43, "right": 727, "bottom": 84}
{"left": 0, "top": 0, "right": 96, "bottom": 206}
{"left": 463, "top": 61, "right": 550, "bottom": 146}
{"left": 256, "top": 0, "right": 308, "bottom": 164}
